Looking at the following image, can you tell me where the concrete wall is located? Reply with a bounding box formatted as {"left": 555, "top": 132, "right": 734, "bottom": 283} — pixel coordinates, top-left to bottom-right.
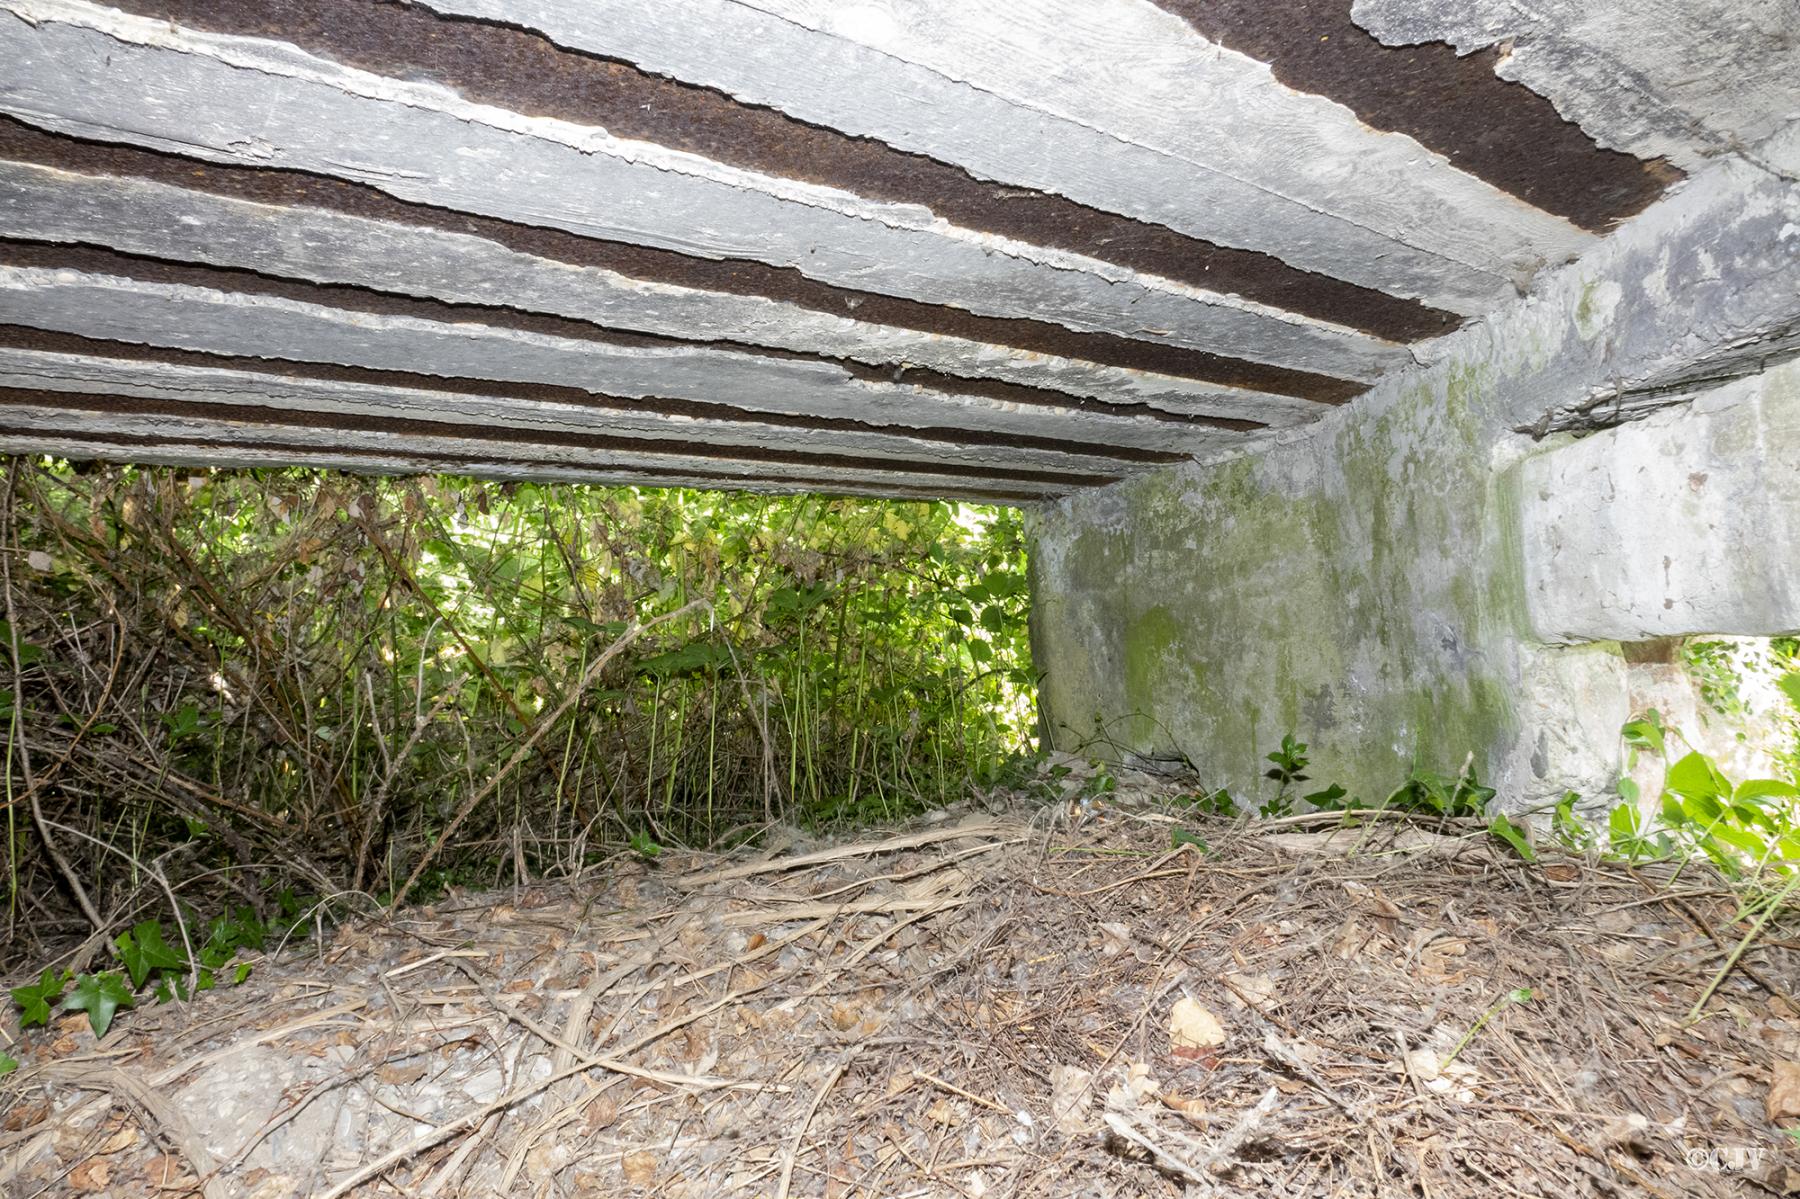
{"left": 1028, "top": 159, "right": 1800, "bottom": 809}
{"left": 1522, "top": 357, "right": 1800, "bottom": 644}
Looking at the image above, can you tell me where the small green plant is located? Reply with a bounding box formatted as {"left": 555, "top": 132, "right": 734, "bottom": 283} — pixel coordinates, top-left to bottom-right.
{"left": 1383, "top": 761, "right": 1495, "bottom": 818}
{"left": 1081, "top": 762, "right": 1118, "bottom": 800}
{"left": 1241, "top": 737, "right": 1532, "bottom": 859}
{"left": 1441, "top": 986, "right": 1535, "bottom": 1068}
{"left": 629, "top": 829, "right": 662, "bottom": 859}
{"left": 1551, "top": 791, "right": 1595, "bottom": 853}
{"left": 1170, "top": 828, "right": 1211, "bottom": 853}
{"left": 1182, "top": 787, "right": 1238, "bottom": 817}
{"left": 1302, "top": 782, "right": 1352, "bottom": 810}
{"left": 1261, "top": 734, "right": 1309, "bottom": 817}
{"left": 1487, "top": 812, "right": 1536, "bottom": 862}
{"left": 6, "top": 899, "right": 293, "bottom": 1057}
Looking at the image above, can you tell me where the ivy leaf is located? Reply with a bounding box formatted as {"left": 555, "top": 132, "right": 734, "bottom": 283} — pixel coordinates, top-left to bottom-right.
{"left": 62, "top": 972, "right": 135, "bottom": 1039}
{"left": 10, "top": 968, "right": 64, "bottom": 1029}
{"left": 115, "top": 921, "right": 187, "bottom": 989}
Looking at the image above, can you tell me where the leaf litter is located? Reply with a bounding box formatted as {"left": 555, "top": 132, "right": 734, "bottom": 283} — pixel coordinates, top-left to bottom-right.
{"left": 4, "top": 782, "right": 1800, "bottom": 1197}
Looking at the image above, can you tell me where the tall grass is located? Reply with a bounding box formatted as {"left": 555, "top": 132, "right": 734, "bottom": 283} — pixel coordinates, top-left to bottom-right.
{"left": 0, "top": 462, "right": 1035, "bottom": 961}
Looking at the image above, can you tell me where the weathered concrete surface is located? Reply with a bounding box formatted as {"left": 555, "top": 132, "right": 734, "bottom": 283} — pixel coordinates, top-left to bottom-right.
{"left": 417, "top": 0, "right": 1588, "bottom": 310}
{"left": 1354, "top": 0, "right": 1800, "bottom": 177}
{"left": 0, "top": 0, "right": 1384, "bottom": 362}
{"left": 1522, "top": 357, "right": 1800, "bottom": 644}
{"left": 0, "top": 0, "right": 1719, "bottom": 495}
{"left": 0, "top": 160, "right": 1343, "bottom": 416}
{"left": 1029, "top": 159, "right": 1800, "bottom": 807}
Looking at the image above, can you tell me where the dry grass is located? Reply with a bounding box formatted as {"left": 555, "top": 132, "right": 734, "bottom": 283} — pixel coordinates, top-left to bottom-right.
{"left": 4, "top": 788, "right": 1799, "bottom": 1197}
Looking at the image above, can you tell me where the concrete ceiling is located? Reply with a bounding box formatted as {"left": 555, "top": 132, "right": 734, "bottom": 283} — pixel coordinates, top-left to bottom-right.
{"left": 0, "top": 0, "right": 1793, "bottom": 501}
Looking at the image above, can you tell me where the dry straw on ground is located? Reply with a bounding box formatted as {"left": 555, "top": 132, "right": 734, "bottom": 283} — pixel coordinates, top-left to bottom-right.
{"left": 4, "top": 788, "right": 1799, "bottom": 1197}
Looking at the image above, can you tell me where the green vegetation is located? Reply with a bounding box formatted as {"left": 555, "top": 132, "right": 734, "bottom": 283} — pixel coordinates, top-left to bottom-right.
{"left": 0, "top": 462, "right": 1036, "bottom": 974}
{"left": 6, "top": 895, "right": 301, "bottom": 1048}
{"left": 1170, "top": 707, "right": 1800, "bottom": 1020}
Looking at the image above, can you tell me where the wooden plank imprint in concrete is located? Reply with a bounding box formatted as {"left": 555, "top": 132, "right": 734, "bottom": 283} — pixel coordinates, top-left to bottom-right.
{"left": 0, "top": 0, "right": 1711, "bottom": 499}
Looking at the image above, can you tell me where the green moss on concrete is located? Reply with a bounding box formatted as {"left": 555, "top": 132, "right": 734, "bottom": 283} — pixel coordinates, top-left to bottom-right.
{"left": 1030, "top": 335, "right": 1539, "bottom": 802}
{"left": 1123, "top": 604, "right": 1183, "bottom": 747}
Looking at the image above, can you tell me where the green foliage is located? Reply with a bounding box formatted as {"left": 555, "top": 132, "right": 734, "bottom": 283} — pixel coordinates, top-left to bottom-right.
{"left": 1684, "top": 640, "right": 1750, "bottom": 723}
{"left": 115, "top": 920, "right": 185, "bottom": 989}
{"left": 1302, "top": 783, "right": 1351, "bottom": 810}
{"left": 1382, "top": 763, "right": 1495, "bottom": 818}
{"left": 1179, "top": 788, "right": 1238, "bottom": 818}
{"left": 1621, "top": 709, "right": 1667, "bottom": 762}
{"left": 1546, "top": 710, "right": 1800, "bottom": 889}
{"left": 1263, "top": 734, "right": 1309, "bottom": 787}
{"left": 628, "top": 829, "right": 662, "bottom": 860}
{"left": 7, "top": 898, "right": 292, "bottom": 1052}
{"left": 1259, "top": 734, "right": 1310, "bottom": 818}
{"left": 62, "top": 971, "right": 134, "bottom": 1038}
{"left": 0, "top": 464, "right": 1038, "bottom": 938}
{"left": 10, "top": 968, "right": 67, "bottom": 1029}
{"left": 1170, "top": 828, "right": 1210, "bottom": 853}
{"left": 1230, "top": 735, "right": 1530, "bottom": 859}
{"left": 1552, "top": 792, "right": 1594, "bottom": 854}
{"left": 1487, "top": 812, "right": 1535, "bottom": 862}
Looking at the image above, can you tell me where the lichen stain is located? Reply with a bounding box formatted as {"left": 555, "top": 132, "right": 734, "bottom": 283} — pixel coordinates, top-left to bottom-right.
{"left": 1030, "top": 335, "right": 1536, "bottom": 799}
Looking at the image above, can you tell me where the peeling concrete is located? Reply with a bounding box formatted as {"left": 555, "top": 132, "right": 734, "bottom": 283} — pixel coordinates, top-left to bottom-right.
{"left": 410, "top": 0, "right": 1586, "bottom": 310}
{"left": 0, "top": 266, "right": 1246, "bottom": 458}
{"left": 1353, "top": 0, "right": 1800, "bottom": 178}
{"left": 0, "top": 0, "right": 1410, "bottom": 360}
{"left": 0, "top": 157, "right": 1381, "bottom": 405}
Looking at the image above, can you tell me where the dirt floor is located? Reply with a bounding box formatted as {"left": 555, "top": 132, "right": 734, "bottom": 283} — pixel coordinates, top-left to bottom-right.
{"left": 5, "top": 775, "right": 1800, "bottom": 1197}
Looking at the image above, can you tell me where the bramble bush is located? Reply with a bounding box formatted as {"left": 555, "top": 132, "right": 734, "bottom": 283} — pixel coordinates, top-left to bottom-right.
{"left": 0, "top": 461, "right": 1037, "bottom": 970}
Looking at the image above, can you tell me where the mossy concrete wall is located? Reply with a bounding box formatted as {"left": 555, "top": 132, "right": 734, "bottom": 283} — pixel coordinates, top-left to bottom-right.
{"left": 1028, "top": 159, "right": 1800, "bottom": 808}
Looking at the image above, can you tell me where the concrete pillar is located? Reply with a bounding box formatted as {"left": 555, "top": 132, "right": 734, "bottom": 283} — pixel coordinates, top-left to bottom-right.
{"left": 1028, "top": 159, "right": 1800, "bottom": 810}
